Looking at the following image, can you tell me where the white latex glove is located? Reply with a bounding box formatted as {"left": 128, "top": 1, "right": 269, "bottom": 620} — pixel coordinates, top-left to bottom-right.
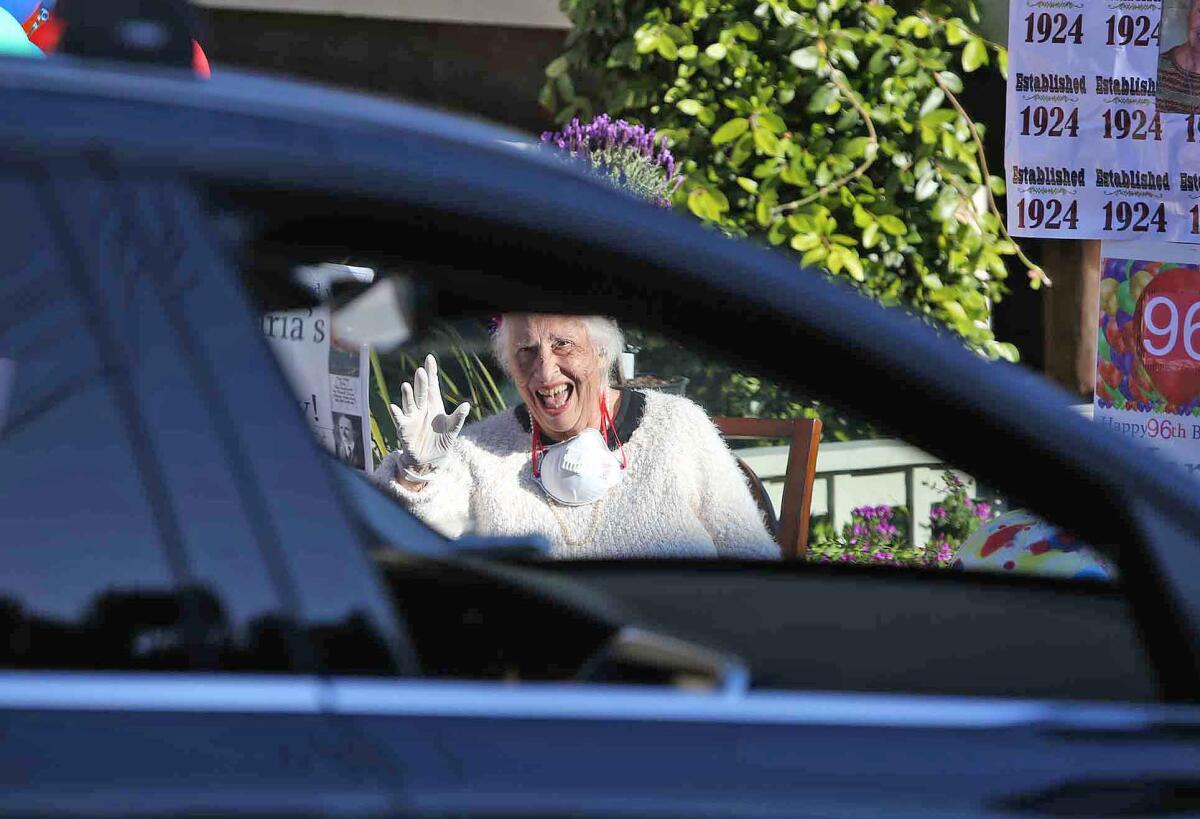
{"left": 390, "top": 353, "right": 471, "bottom": 482}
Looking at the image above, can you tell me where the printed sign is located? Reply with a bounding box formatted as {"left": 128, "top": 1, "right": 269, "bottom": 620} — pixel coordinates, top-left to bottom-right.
{"left": 1005, "top": 0, "right": 1200, "bottom": 241}
{"left": 1095, "top": 238, "right": 1200, "bottom": 476}
{"left": 264, "top": 267, "right": 374, "bottom": 473}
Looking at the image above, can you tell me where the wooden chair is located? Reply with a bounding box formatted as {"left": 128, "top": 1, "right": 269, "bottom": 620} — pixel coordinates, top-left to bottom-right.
{"left": 713, "top": 416, "right": 822, "bottom": 559}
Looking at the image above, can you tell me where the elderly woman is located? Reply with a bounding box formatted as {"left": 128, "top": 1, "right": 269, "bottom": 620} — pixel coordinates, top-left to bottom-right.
{"left": 371, "top": 313, "right": 779, "bottom": 559}
{"left": 1159, "top": 0, "right": 1200, "bottom": 112}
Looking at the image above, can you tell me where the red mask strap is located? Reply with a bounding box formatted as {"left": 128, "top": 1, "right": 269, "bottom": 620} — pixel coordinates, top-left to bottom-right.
{"left": 600, "top": 393, "right": 628, "bottom": 470}
{"left": 531, "top": 420, "right": 545, "bottom": 477}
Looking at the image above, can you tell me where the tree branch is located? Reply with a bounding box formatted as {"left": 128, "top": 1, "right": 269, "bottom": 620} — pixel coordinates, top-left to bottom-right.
{"left": 932, "top": 71, "right": 1050, "bottom": 287}
{"left": 775, "top": 68, "right": 878, "bottom": 214}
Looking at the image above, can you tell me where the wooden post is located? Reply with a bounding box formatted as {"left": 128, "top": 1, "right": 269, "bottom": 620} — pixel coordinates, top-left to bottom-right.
{"left": 1042, "top": 239, "right": 1101, "bottom": 398}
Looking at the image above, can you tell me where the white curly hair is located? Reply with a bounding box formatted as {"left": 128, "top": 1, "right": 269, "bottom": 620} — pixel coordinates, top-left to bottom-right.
{"left": 490, "top": 314, "right": 625, "bottom": 386}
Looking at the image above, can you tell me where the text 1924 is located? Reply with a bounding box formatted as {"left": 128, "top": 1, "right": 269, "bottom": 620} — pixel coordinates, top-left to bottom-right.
{"left": 1024, "top": 12, "right": 1083, "bottom": 44}
{"left": 1102, "top": 108, "right": 1163, "bottom": 141}
{"left": 1020, "top": 105, "right": 1079, "bottom": 138}
{"left": 1104, "top": 14, "right": 1160, "bottom": 47}
{"left": 1016, "top": 198, "right": 1079, "bottom": 231}
{"left": 1102, "top": 201, "right": 1167, "bottom": 233}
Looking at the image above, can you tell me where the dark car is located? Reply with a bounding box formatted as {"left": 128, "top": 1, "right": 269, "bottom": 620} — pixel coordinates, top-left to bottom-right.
{"left": 5, "top": 52, "right": 1200, "bottom": 819}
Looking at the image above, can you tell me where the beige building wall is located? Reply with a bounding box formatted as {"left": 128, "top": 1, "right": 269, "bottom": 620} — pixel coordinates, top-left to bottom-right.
{"left": 196, "top": 0, "right": 569, "bottom": 28}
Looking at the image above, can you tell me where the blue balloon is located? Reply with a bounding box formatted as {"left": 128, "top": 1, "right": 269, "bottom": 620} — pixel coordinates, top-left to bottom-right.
{"left": 0, "top": 8, "right": 40, "bottom": 57}
{"left": 0, "top": 1, "right": 38, "bottom": 25}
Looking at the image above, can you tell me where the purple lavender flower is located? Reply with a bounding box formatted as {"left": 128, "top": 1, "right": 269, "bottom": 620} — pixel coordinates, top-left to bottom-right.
{"left": 541, "top": 114, "right": 683, "bottom": 207}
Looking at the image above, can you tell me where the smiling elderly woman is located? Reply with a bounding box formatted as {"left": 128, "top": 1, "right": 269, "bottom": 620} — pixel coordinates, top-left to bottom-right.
{"left": 371, "top": 314, "right": 779, "bottom": 559}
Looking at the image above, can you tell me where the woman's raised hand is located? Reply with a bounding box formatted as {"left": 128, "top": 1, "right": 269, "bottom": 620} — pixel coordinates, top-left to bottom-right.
{"left": 389, "top": 354, "right": 471, "bottom": 482}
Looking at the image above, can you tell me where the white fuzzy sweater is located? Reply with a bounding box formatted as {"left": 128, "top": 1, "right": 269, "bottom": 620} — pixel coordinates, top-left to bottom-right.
{"left": 372, "top": 390, "right": 779, "bottom": 559}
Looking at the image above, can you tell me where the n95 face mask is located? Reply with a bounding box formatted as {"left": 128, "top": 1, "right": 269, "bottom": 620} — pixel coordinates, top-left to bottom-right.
{"left": 533, "top": 427, "right": 624, "bottom": 506}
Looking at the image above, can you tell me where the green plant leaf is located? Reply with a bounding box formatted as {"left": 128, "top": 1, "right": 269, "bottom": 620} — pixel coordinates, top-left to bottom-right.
{"left": 862, "top": 221, "right": 880, "bottom": 248}
{"left": 789, "top": 46, "right": 820, "bottom": 71}
{"left": 790, "top": 233, "right": 822, "bottom": 251}
{"left": 677, "top": 98, "right": 704, "bottom": 115}
{"left": 843, "top": 250, "right": 865, "bottom": 281}
{"left": 807, "top": 83, "right": 838, "bottom": 113}
{"left": 919, "top": 88, "right": 945, "bottom": 118}
{"left": 801, "top": 246, "right": 828, "bottom": 266}
{"left": 753, "top": 127, "right": 781, "bottom": 155}
{"left": 687, "top": 186, "right": 729, "bottom": 221}
{"left": 735, "top": 21, "right": 760, "bottom": 41}
{"left": 710, "top": 115, "right": 748, "bottom": 144}
{"left": 756, "top": 198, "right": 774, "bottom": 226}
{"left": 937, "top": 70, "right": 963, "bottom": 94}
{"left": 915, "top": 174, "right": 938, "bottom": 201}
{"left": 545, "top": 56, "right": 569, "bottom": 78}
{"left": 731, "top": 131, "right": 754, "bottom": 166}
{"left": 962, "top": 38, "right": 988, "bottom": 72}
{"left": 944, "top": 18, "right": 969, "bottom": 45}
{"left": 758, "top": 111, "right": 787, "bottom": 134}
{"left": 878, "top": 214, "right": 907, "bottom": 236}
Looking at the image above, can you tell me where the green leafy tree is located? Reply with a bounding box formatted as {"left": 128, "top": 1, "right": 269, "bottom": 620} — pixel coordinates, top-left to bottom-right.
{"left": 543, "top": 0, "right": 1043, "bottom": 360}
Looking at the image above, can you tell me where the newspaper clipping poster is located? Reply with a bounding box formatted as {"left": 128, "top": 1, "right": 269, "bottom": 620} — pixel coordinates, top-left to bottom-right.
{"left": 1005, "top": 0, "right": 1200, "bottom": 241}
{"left": 1095, "top": 238, "right": 1200, "bottom": 476}
{"left": 263, "top": 268, "right": 374, "bottom": 473}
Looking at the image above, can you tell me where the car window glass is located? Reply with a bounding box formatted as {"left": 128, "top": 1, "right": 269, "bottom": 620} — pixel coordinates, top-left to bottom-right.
{"left": 0, "top": 173, "right": 298, "bottom": 672}
{"left": 0, "top": 370, "right": 187, "bottom": 669}
{"left": 252, "top": 260, "right": 1114, "bottom": 585}
{"left": 0, "top": 179, "right": 191, "bottom": 670}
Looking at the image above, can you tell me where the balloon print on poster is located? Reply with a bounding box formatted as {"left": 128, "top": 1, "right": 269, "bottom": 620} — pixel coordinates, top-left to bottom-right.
{"left": 1095, "top": 239, "right": 1200, "bottom": 479}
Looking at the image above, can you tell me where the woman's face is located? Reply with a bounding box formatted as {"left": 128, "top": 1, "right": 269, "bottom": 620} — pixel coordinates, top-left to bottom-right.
{"left": 508, "top": 314, "right": 606, "bottom": 440}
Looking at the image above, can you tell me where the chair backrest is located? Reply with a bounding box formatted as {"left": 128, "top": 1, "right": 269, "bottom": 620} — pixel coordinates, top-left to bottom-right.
{"left": 713, "top": 416, "right": 822, "bottom": 559}
{"left": 732, "top": 456, "right": 779, "bottom": 540}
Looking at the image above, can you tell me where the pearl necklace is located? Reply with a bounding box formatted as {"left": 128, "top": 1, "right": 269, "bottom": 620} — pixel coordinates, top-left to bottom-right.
{"left": 545, "top": 495, "right": 606, "bottom": 549}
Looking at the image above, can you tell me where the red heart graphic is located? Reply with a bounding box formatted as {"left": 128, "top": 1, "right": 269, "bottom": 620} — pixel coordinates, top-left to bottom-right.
{"left": 1135, "top": 266, "right": 1200, "bottom": 407}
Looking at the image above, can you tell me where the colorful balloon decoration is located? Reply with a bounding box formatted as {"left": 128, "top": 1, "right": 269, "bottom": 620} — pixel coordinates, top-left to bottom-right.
{"left": 1135, "top": 265, "right": 1200, "bottom": 407}
{"left": 192, "top": 39, "right": 210, "bottom": 79}
{"left": 23, "top": 0, "right": 53, "bottom": 36}
{"left": 22, "top": 1, "right": 210, "bottom": 79}
{"left": 0, "top": 0, "right": 39, "bottom": 26}
{"left": 0, "top": 7, "right": 41, "bottom": 56}
{"left": 25, "top": 8, "right": 57, "bottom": 51}
{"left": 953, "top": 510, "right": 1115, "bottom": 581}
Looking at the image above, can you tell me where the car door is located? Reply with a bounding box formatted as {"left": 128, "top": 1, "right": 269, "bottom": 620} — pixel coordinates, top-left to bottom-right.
{"left": 13, "top": 59, "right": 1200, "bottom": 819}
{"left": 0, "top": 164, "right": 404, "bottom": 818}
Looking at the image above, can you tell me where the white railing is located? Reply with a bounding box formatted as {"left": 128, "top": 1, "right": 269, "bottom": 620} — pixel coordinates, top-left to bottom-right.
{"left": 732, "top": 404, "right": 1094, "bottom": 544}
{"left": 733, "top": 440, "right": 971, "bottom": 545}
